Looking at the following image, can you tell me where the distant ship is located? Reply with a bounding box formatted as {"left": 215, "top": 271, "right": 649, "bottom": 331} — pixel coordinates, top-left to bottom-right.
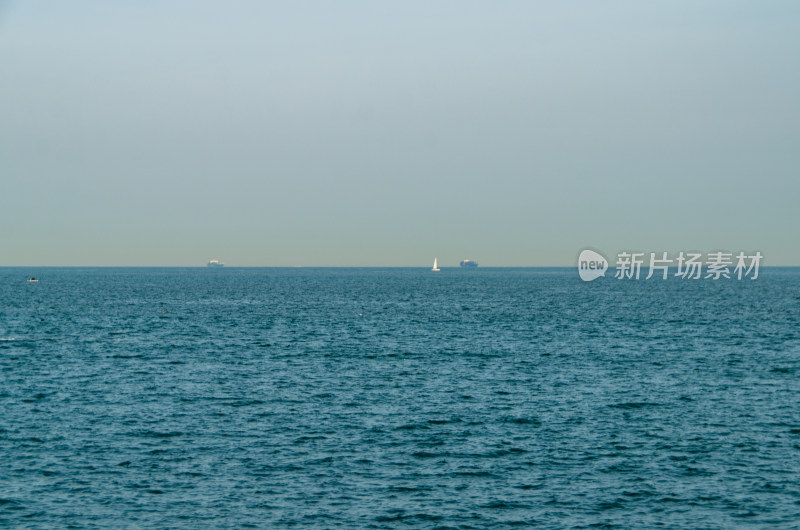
{"left": 460, "top": 259, "right": 478, "bottom": 268}
{"left": 207, "top": 259, "right": 224, "bottom": 268}
{"left": 432, "top": 257, "right": 440, "bottom": 272}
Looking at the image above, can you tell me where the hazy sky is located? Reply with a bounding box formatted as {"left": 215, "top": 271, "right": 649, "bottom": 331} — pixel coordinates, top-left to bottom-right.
{"left": 1, "top": 1, "right": 798, "bottom": 266}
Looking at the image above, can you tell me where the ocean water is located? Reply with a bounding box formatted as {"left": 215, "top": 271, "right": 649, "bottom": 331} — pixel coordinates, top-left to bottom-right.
{"left": 1, "top": 267, "right": 799, "bottom": 528}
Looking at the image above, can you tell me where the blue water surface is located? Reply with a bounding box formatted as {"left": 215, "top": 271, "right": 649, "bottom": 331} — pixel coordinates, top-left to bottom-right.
{"left": 1, "top": 267, "right": 799, "bottom": 528}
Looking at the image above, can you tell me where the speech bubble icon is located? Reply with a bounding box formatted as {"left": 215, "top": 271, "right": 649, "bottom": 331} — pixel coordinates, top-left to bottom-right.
{"left": 578, "top": 249, "right": 608, "bottom": 282}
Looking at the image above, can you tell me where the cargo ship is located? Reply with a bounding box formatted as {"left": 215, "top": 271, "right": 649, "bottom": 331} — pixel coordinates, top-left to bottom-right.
{"left": 207, "top": 259, "right": 224, "bottom": 268}
{"left": 460, "top": 259, "right": 478, "bottom": 268}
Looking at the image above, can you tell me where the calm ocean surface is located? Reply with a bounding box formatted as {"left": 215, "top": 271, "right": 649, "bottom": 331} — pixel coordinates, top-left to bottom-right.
{"left": 1, "top": 267, "right": 799, "bottom": 528}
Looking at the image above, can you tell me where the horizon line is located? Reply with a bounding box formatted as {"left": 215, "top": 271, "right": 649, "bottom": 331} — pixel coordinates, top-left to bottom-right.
{"left": 2, "top": 265, "right": 799, "bottom": 269}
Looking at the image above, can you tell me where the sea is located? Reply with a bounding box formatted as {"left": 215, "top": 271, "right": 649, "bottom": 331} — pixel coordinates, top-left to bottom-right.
{"left": 1, "top": 267, "right": 799, "bottom": 528}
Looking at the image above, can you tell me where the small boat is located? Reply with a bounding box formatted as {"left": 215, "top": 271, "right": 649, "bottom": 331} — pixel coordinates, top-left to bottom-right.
{"left": 207, "top": 259, "right": 224, "bottom": 268}
{"left": 432, "top": 258, "right": 440, "bottom": 272}
{"left": 27, "top": 278, "right": 38, "bottom": 283}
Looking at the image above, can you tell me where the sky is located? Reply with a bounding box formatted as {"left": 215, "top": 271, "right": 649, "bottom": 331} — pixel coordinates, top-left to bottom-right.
{"left": 1, "top": 1, "right": 798, "bottom": 266}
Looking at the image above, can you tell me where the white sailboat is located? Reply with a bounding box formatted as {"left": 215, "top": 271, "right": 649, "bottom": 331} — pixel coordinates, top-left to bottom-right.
{"left": 432, "top": 257, "right": 440, "bottom": 272}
